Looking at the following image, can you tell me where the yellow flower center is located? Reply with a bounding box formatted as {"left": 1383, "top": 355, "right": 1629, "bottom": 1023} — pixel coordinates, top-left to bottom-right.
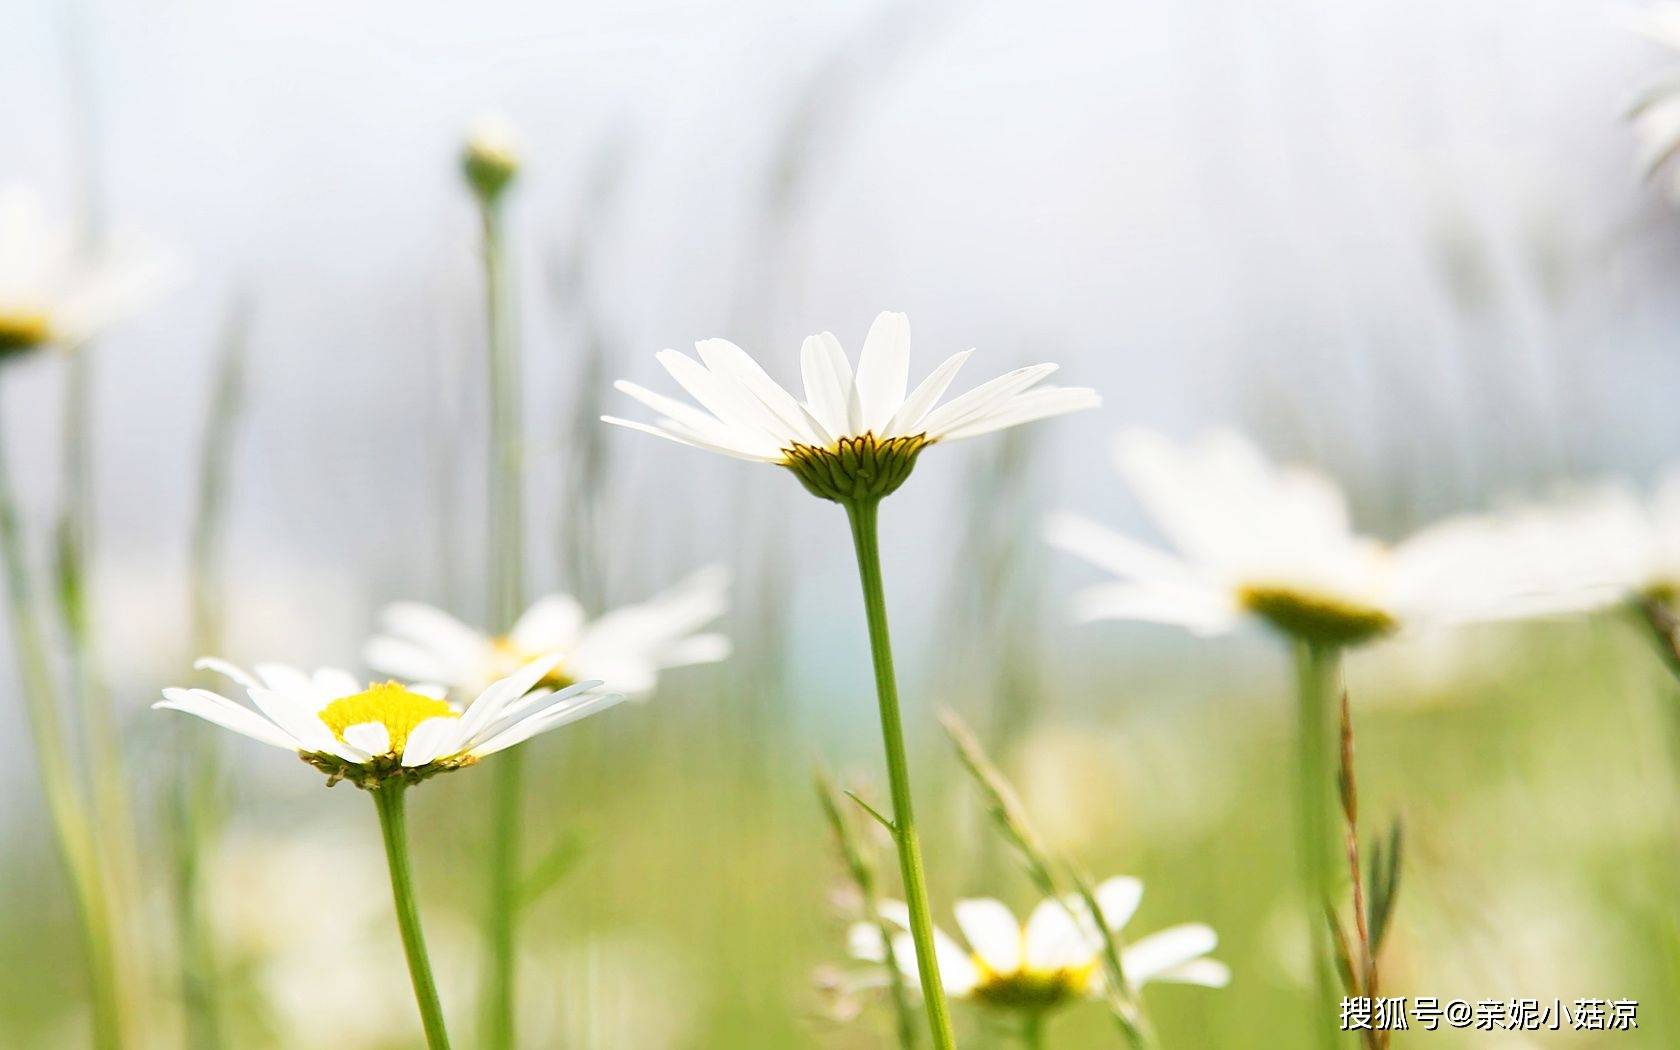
{"left": 316, "top": 682, "right": 456, "bottom": 756}
{"left": 1237, "top": 584, "right": 1396, "bottom": 647}
{"left": 970, "top": 959, "right": 1097, "bottom": 1011}
{"left": 0, "top": 312, "right": 52, "bottom": 356}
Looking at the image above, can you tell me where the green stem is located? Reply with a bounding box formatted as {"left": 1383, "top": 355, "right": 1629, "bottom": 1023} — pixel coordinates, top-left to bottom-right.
{"left": 477, "top": 193, "right": 526, "bottom": 1050}
{"left": 1293, "top": 640, "right": 1342, "bottom": 1050}
{"left": 843, "top": 498, "right": 958, "bottom": 1050}
{"left": 173, "top": 309, "right": 245, "bottom": 1050}
{"left": 0, "top": 418, "right": 124, "bottom": 1049}
{"left": 1021, "top": 1012, "right": 1046, "bottom": 1050}
{"left": 373, "top": 782, "right": 453, "bottom": 1049}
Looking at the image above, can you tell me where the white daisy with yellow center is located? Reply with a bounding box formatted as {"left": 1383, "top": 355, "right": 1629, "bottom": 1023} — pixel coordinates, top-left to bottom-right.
{"left": 603, "top": 311, "right": 1099, "bottom": 503}
{"left": 849, "top": 877, "right": 1228, "bottom": 1013}
{"left": 155, "top": 654, "right": 622, "bottom": 789}
{"left": 0, "top": 184, "right": 180, "bottom": 358}
{"left": 364, "top": 568, "right": 730, "bottom": 700}
{"left": 1046, "top": 429, "right": 1572, "bottom": 647}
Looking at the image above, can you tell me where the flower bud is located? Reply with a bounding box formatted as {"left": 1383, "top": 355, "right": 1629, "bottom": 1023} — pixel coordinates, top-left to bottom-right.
{"left": 461, "top": 116, "right": 520, "bottom": 203}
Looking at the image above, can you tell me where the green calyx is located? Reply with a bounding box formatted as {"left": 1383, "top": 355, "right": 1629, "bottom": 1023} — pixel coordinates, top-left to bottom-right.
{"left": 299, "top": 750, "right": 470, "bottom": 791}
{"left": 1238, "top": 585, "right": 1396, "bottom": 647}
{"left": 783, "top": 433, "right": 930, "bottom": 503}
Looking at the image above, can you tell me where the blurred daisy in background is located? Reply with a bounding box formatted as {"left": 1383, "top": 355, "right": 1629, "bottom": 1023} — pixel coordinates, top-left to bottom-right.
{"left": 155, "top": 654, "right": 621, "bottom": 788}
{"left": 365, "top": 567, "right": 730, "bottom": 699}
{"left": 846, "top": 877, "right": 1228, "bottom": 1013}
{"left": 1627, "top": 3, "right": 1680, "bottom": 200}
{"left": 0, "top": 184, "right": 181, "bottom": 358}
{"left": 1045, "top": 429, "right": 1584, "bottom": 648}
{"left": 604, "top": 310, "right": 1098, "bottom": 502}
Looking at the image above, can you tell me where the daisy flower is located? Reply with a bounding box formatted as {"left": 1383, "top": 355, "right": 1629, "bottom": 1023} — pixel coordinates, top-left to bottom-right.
{"left": 0, "top": 184, "right": 179, "bottom": 358}
{"left": 1045, "top": 428, "right": 1566, "bottom": 648}
{"left": 364, "top": 568, "right": 730, "bottom": 700}
{"left": 603, "top": 310, "right": 1098, "bottom": 503}
{"left": 848, "top": 877, "right": 1228, "bottom": 1013}
{"left": 155, "top": 654, "right": 622, "bottom": 790}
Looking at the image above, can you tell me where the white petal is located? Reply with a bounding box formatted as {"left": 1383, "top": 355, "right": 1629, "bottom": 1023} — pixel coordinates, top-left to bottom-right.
{"left": 154, "top": 688, "right": 297, "bottom": 751}
{"left": 1043, "top": 513, "right": 1196, "bottom": 586}
{"left": 1093, "top": 876, "right": 1144, "bottom": 931}
{"left": 364, "top": 637, "right": 459, "bottom": 687}
{"left": 509, "top": 594, "right": 585, "bottom": 654}
{"left": 953, "top": 898, "right": 1022, "bottom": 974}
{"left": 378, "top": 602, "right": 490, "bottom": 664}
{"left": 253, "top": 663, "right": 320, "bottom": 701}
{"left": 247, "top": 687, "right": 341, "bottom": 753}
{"left": 400, "top": 716, "right": 462, "bottom": 767}
{"left": 453, "top": 655, "right": 566, "bottom": 745}
{"left": 853, "top": 311, "right": 911, "bottom": 433}
{"left": 613, "top": 379, "right": 733, "bottom": 437}
{"left": 1122, "top": 924, "right": 1219, "bottom": 985}
{"left": 1151, "top": 958, "right": 1231, "bottom": 987}
{"left": 312, "top": 667, "right": 362, "bottom": 699}
{"left": 342, "top": 722, "right": 391, "bottom": 757}
{"left": 601, "top": 415, "right": 783, "bottom": 463}
{"left": 467, "top": 688, "right": 625, "bottom": 756}
{"left": 1068, "top": 582, "right": 1241, "bottom": 633}
{"left": 799, "top": 332, "right": 858, "bottom": 439}
{"left": 919, "top": 364, "right": 1058, "bottom": 438}
{"left": 935, "top": 386, "right": 1100, "bottom": 442}
{"left": 1024, "top": 897, "right": 1100, "bottom": 971}
{"left": 890, "top": 929, "right": 980, "bottom": 996}
{"left": 849, "top": 922, "right": 888, "bottom": 963}
{"left": 657, "top": 349, "right": 789, "bottom": 444}
{"left": 882, "top": 350, "right": 971, "bottom": 438}
{"left": 693, "top": 338, "right": 825, "bottom": 446}
{"left": 192, "top": 657, "right": 260, "bottom": 691}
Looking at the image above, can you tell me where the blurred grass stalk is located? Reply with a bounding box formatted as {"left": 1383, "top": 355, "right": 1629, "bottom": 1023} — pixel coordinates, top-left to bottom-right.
{"left": 816, "top": 769, "right": 918, "bottom": 1048}
{"left": 1324, "top": 689, "right": 1402, "bottom": 1050}
{"left": 1293, "top": 643, "right": 1342, "bottom": 1050}
{"left": 466, "top": 138, "right": 529, "bottom": 1050}
{"left": 0, "top": 418, "right": 131, "bottom": 1048}
{"left": 169, "top": 300, "right": 249, "bottom": 1049}
{"left": 52, "top": 2, "right": 154, "bottom": 1036}
{"left": 941, "top": 710, "right": 1158, "bottom": 1050}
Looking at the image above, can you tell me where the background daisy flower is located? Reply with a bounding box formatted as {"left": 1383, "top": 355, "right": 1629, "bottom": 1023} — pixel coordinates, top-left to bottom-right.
{"left": 156, "top": 654, "right": 622, "bottom": 789}
{"left": 365, "top": 567, "right": 730, "bottom": 700}
{"left": 0, "top": 184, "right": 180, "bottom": 358}
{"left": 1046, "top": 428, "right": 1568, "bottom": 648}
{"left": 847, "top": 877, "right": 1228, "bottom": 1013}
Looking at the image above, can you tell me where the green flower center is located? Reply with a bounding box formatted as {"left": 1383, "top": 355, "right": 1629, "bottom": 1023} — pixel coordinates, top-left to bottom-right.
{"left": 1237, "top": 585, "right": 1396, "bottom": 647}
{"left": 782, "top": 433, "right": 930, "bottom": 503}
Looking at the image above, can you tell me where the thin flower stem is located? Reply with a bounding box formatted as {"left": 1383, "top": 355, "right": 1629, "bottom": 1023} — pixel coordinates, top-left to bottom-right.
{"left": 373, "top": 781, "right": 454, "bottom": 1050}
{"left": 843, "top": 497, "right": 958, "bottom": 1050}
{"left": 1293, "top": 640, "right": 1343, "bottom": 1050}
{"left": 478, "top": 192, "right": 527, "bottom": 1050}
{"left": 0, "top": 420, "right": 124, "bottom": 1049}
{"left": 1021, "top": 1013, "right": 1046, "bottom": 1050}
{"left": 173, "top": 304, "right": 247, "bottom": 1050}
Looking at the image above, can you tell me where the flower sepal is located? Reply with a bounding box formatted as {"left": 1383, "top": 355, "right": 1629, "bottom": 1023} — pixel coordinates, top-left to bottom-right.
{"left": 785, "top": 433, "right": 929, "bottom": 504}
{"left": 300, "top": 749, "right": 474, "bottom": 791}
